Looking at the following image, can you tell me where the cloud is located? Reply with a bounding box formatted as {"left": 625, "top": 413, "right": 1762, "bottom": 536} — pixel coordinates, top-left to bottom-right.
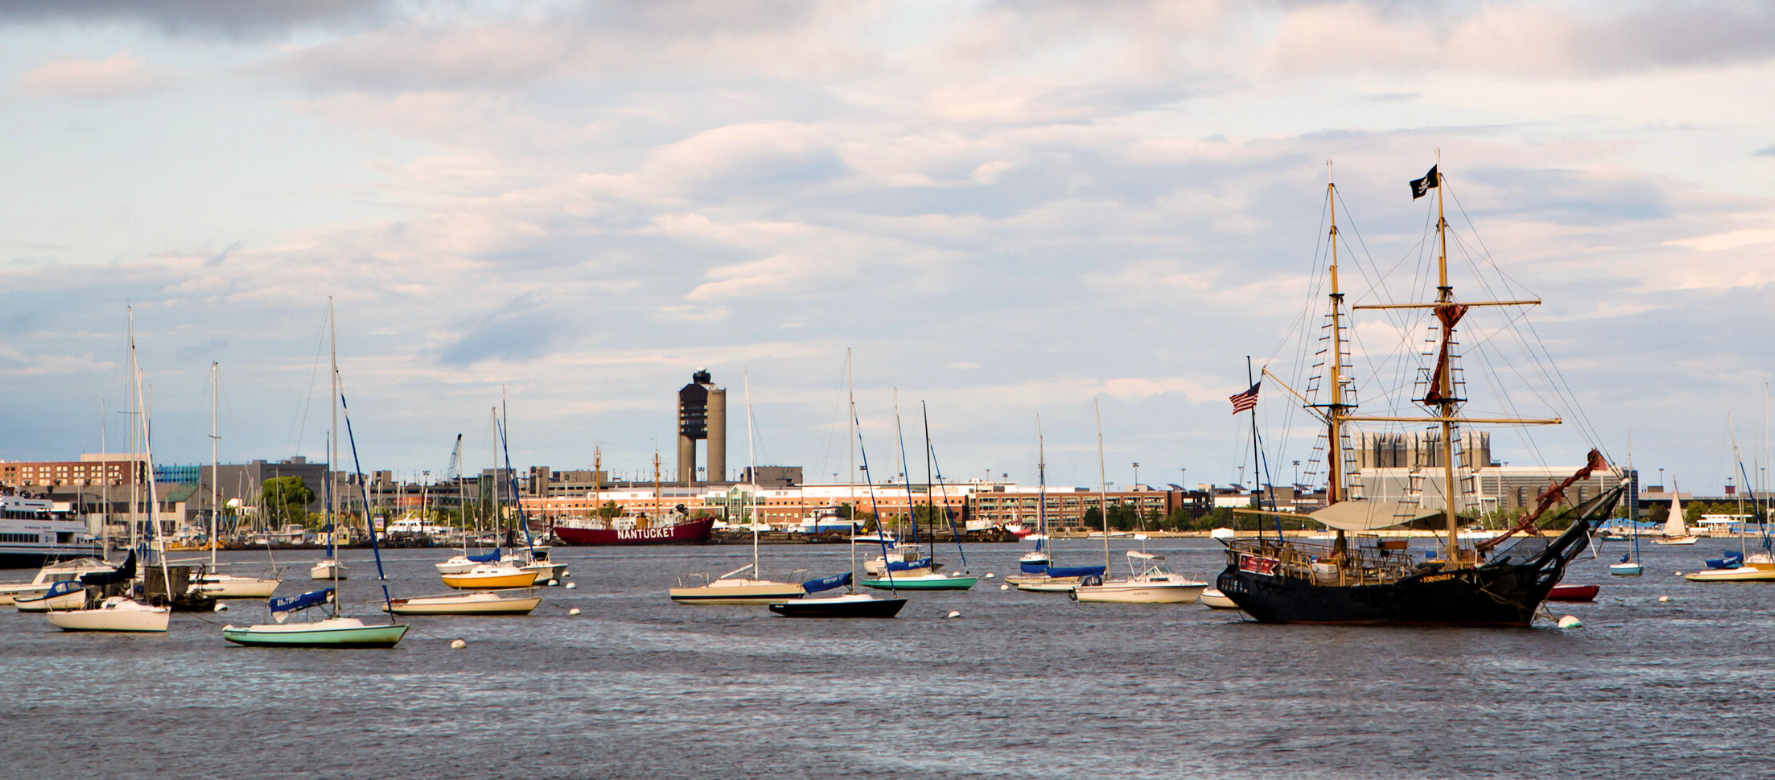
{"left": 17, "top": 52, "right": 177, "bottom": 100}
{"left": 0, "top": 0, "right": 389, "bottom": 38}
{"left": 436, "top": 295, "right": 574, "bottom": 367}
{"left": 1267, "top": 1, "right": 1775, "bottom": 77}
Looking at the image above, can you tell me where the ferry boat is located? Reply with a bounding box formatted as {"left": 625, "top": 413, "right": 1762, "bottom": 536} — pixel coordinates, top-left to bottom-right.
{"left": 0, "top": 494, "right": 102, "bottom": 569}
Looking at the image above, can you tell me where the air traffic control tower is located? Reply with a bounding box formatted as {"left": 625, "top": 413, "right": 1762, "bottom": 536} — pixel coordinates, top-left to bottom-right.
{"left": 676, "top": 370, "right": 727, "bottom": 486}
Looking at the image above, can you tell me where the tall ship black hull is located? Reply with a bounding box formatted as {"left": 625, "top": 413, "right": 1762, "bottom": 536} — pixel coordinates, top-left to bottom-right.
{"left": 1218, "top": 497, "right": 1610, "bottom": 627}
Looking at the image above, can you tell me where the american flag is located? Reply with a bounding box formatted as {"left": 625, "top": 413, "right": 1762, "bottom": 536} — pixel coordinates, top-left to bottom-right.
{"left": 1228, "top": 382, "right": 1260, "bottom": 414}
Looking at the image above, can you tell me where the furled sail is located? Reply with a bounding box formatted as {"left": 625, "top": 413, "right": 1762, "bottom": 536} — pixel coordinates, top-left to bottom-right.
{"left": 1044, "top": 564, "right": 1107, "bottom": 579}
{"left": 886, "top": 557, "right": 932, "bottom": 572}
{"left": 801, "top": 572, "right": 851, "bottom": 593}
{"left": 467, "top": 549, "right": 502, "bottom": 563}
{"left": 270, "top": 588, "right": 335, "bottom": 623}
{"left": 1307, "top": 500, "right": 1443, "bottom": 533}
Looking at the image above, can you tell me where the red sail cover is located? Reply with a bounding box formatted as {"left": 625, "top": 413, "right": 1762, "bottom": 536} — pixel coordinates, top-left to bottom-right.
{"left": 1422, "top": 303, "right": 1470, "bottom": 405}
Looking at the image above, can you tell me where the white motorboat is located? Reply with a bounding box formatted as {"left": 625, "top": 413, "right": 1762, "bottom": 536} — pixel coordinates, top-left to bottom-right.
{"left": 310, "top": 559, "right": 349, "bottom": 580}
{"left": 384, "top": 591, "right": 542, "bottom": 615}
{"left": 1199, "top": 588, "right": 1240, "bottom": 609}
{"left": 0, "top": 557, "right": 117, "bottom": 605}
{"left": 1071, "top": 551, "right": 1209, "bottom": 604}
{"left": 46, "top": 596, "right": 170, "bottom": 632}
{"left": 15, "top": 580, "right": 89, "bottom": 612}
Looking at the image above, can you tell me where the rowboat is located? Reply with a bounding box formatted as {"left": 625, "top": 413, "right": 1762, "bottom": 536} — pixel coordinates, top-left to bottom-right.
{"left": 1546, "top": 584, "right": 1599, "bottom": 601}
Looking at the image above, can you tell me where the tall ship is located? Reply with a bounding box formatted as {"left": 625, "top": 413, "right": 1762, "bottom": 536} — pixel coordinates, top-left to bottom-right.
{"left": 1216, "top": 160, "right": 1621, "bottom": 626}
{"left": 0, "top": 493, "right": 102, "bottom": 569}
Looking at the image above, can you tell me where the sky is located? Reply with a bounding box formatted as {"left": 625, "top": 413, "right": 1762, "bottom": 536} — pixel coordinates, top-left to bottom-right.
{"left": 2, "top": 0, "right": 1773, "bottom": 493}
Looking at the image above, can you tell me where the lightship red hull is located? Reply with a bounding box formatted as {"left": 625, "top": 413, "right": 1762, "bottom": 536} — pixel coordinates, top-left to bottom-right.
{"left": 552, "top": 517, "right": 715, "bottom": 546}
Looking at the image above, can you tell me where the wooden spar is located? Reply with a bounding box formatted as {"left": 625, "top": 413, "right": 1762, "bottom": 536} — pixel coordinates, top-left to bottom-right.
{"left": 1342, "top": 415, "right": 1560, "bottom": 425}
{"left": 1326, "top": 171, "right": 1346, "bottom": 506}
{"left": 1353, "top": 300, "right": 1539, "bottom": 310}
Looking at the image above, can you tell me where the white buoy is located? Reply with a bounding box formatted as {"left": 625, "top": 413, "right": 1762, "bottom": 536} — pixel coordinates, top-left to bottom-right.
{"left": 946, "top": 610, "right": 961, "bottom": 619}
{"left": 450, "top": 639, "right": 467, "bottom": 649}
{"left": 1675, "top": 571, "right": 1683, "bottom": 576}
{"left": 568, "top": 607, "right": 582, "bottom": 616}
{"left": 214, "top": 602, "right": 228, "bottom": 612}
{"left": 999, "top": 584, "right": 1010, "bottom": 591}
{"left": 983, "top": 573, "right": 995, "bottom": 580}
{"left": 565, "top": 582, "right": 578, "bottom": 590}
{"left": 1658, "top": 595, "right": 1670, "bottom": 603}
{"left": 1557, "top": 615, "right": 1582, "bottom": 629}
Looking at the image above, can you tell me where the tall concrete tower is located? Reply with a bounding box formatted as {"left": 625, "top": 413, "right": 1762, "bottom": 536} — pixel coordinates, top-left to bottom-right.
{"left": 677, "top": 370, "right": 727, "bottom": 486}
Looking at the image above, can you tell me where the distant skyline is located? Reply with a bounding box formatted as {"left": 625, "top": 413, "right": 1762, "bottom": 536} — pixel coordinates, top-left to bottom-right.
{"left": 3, "top": 1, "right": 1773, "bottom": 493}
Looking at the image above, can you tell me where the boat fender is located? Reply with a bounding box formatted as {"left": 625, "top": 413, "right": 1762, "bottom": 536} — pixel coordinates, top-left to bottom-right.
{"left": 450, "top": 639, "right": 467, "bottom": 649}
{"left": 1658, "top": 595, "right": 1670, "bottom": 603}
{"left": 1557, "top": 615, "right": 1582, "bottom": 629}
{"left": 983, "top": 573, "right": 995, "bottom": 580}
{"left": 946, "top": 610, "right": 961, "bottom": 619}
{"left": 568, "top": 608, "right": 581, "bottom": 616}
{"left": 214, "top": 602, "right": 228, "bottom": 612}
{"left": 999, "top": 584, "right": 1010, "bottom": 591}
{"left": 565, "top": 582, "right": 578, "bottom": 590}
{"left": 547, "top": 579, "right": 560, "bottom": 586}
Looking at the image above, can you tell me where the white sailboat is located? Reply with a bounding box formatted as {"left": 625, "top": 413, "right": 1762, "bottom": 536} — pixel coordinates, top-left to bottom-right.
{"left": 194, "top": 363, "right": 284, "bottom": 599}
{"left": 223, "top": 299, "right": 409, "bottom": 648}
{"left": 48, "top": 309, "right": 171, "bottom": 632}
{"left": 670, "top": 372, "right": 806, "bottom": 605}
{"left": 1653, "top": 484, "right": 1700, "bottom": 545}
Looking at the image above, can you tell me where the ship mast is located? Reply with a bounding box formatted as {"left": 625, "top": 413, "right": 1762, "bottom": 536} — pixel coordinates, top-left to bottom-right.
{"left": 1347, "top": 155, "right": 1559, "bottom": 566}
{"left": 1433, "top": 158, "right": 1460, "bottom": 564}
{"left": 1325, "top": 167, "right": 1347, "bottom": 507}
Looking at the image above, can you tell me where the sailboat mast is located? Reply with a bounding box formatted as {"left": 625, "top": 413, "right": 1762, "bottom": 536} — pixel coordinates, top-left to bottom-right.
{"left": 1095, "top": 398, "right": 1109, "bottom": 572}
{"left": 1037, "top": 417, "right": 1047, "bottom": 542}
{"left": 922, "top": 401, "right": 936, "bottom": 559}
{"left": 211, "top": 361, "right": 219, "bottom": 569}
{"left": 744, "top": 371, "right": 759, "bottom": 578}
{"left": 130, "top": 321, "right": 171, "bottom": 593}
{"left": 329, "top": 297, "right": 340, "bottom": 573}
{"left": 1432, "top": 159, "right": 1461, "bottom": 564}
{"left": 127, "top": 307, "right": 138, "bottom": 553}
{"left": 847, "top": 349, "right": 858, "bottom": 591}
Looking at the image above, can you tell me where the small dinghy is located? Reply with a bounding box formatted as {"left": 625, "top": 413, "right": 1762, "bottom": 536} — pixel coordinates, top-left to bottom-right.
{"left": 385, "top": 591, "right": 541, "bottom": 616}
{"left": 1546, "top": 584, "right": 1600, "bottom": 602}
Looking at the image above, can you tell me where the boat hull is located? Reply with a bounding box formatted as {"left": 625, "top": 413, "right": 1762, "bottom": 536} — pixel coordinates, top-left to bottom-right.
{"left": 553, "top": 518, "right": 714, "bottom": 546}
{"left": 669, "top": 582, "right": 805, "bottom": 605}
{"left": 385, "top": 593, "right": 541, "bottom": 615}
{"left": 310, "top": 561, "right": 349, "bottom": 580}
{"left": 1546, "top": 584, "right": 1599, "bottom": 601}
{"left": 860, "top": 575, "right": 977, "bottom": 591}
{"left": 222, "top": 620, "right": 409, "bottom": 648}
{"left": 770, "top": 597, "right": 905, "bottom": 618}
{"left": 1071, "top": 581, "right": 1207, "bottom": 604}
{"left": 195, "top": 576, "right": 282, "bottom": 599}
{"left": 46, "top": 602, "right": 169, "bottom": 632}
{"left": 16, "top": 589, "right": 88, "bottom": 612}
{"left": 1608, "top": 563, "right": 1643, "bottom": 577}
{"left": 1199, "top": 588, "right": 1240, "bottom": 609}
{"left": 1683, "top": 566, "right": 1775, "bottom": 582}
{"left": 441, "top": 570, "right": 540, "bottom": 590}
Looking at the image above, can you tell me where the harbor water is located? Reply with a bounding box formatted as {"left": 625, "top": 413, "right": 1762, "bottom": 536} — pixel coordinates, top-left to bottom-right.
{"left": 3, "top": 539, "right": 1772, "bottom": 779}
